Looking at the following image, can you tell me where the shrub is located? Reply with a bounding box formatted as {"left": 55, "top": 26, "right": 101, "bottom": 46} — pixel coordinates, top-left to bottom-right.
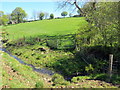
{"left": 111, "top": 75, "right": 120, "bottom": 84}
{"left": 92, "top": 73, "right": 108, "bottom": 81}
{"left": 52, "top": 74, "right": 69, "bottom": 85}
{"left": 71, "top": 77, "right": 78, "bottom": 83}
{"left": 91, "top": 73, "right": 120, "bottom": 84}
{"left": 71, "top": 76, "right": 91, "bottom": 83}
{"left": 52, "top": 74, "right": 64, "bottom": 84}
{"left": 85, "top": 64, "right": 94, "bottom": 74}
{"left": 47, "top": 39, "right": 57, "bottom": 49}
{"left": 35, "top": 81, "right": 44, "bottom": 88}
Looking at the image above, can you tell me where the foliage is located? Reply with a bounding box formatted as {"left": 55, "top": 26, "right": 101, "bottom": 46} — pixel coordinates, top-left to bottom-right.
{"left": 50, "top": 13, "right": 54, "bottom": 19}
{"left": 46, "top": 34, "right": 75, "bottom": 50}
{"left": 71, "top": 76, "right": 90, "bottom": 83}
{"left": 52, "top": 74, "right": 64, "bottom": 84}
{"left": 6, "top": 42, "right": 77, "bottom": 76}
{"left": 58, "top": 0, "right": 84, "bottom": 16}
{"left": 6, "top": 40, "right": 119, "bottom": 77}
{"left": 61, "top": 11, "right": 68, "bottom": 17}
{"left": 77, "top": 10, "right": 82, "bottom": 15}
{"left": 35, "top": 81, "right": 44, "bottom": 88}
{"left": 11, "top": 7, "right": 27, "bottom": 23}
{"left": 85, "top": 64, "right": 94, "bottom": 74}
{"left": 52, "top": 74, "right": 70, "bottom": 85}
{"left": 91, "top": 73, "right": 120, "bottom": 85}
{"left": 0, "top": 11, "right": 9, "bottom": 25}
{"left": 75, "top": 2, "right": 119, "bottom": 76}
{"left": 39, "top": 12, "right": 45, "bottom": 20}
{"left": 81, "top": 2, "right": 119, "bottom": 47}
{"left": 0, "top": 11, "right": 4, "bottom": 17}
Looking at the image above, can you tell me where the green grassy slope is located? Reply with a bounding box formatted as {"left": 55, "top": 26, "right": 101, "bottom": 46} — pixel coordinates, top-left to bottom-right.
{"left": 5, "top": 17, "right": 87, "bottom": 40}
{"left": 1, "top": 51, "right": 51, "bottom": 88}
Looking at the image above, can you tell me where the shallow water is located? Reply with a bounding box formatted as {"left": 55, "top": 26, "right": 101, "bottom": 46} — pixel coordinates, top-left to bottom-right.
{"left": 0, "top": 48, "right": 55, "bottom": 76}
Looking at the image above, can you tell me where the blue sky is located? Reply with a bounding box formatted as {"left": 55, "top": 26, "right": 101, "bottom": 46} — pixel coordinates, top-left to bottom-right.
{"left": 1, "top": 1, "right": 86, "bottom": 19}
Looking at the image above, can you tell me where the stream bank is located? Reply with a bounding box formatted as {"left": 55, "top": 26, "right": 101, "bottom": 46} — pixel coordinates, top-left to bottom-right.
{"left": 0, "top": 48, "right": 55, "bottom": 76}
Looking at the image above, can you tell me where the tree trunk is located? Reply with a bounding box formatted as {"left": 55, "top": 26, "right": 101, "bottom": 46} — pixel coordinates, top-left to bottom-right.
{"left": 74, "top": 1, "right": 84, "bottom": 15}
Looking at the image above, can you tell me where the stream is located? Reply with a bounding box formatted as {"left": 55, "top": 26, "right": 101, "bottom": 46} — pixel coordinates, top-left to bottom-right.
{"left": 0, "top": 48, "right": 55, "bottom": 76}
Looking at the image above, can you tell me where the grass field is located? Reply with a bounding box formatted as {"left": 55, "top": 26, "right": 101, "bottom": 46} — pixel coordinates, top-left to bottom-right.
{"left": 5, "top": 17, "right": 87, "bottom": 40}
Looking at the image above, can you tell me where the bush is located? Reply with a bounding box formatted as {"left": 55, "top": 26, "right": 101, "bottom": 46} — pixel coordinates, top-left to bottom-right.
{"left": 47, "top": 39, "right": 57, "bottom": 49}
{"left": 91, "top": 73, "right": 108, "bottom": 81}
{"left": 111, "top": 75, "right": 120, "bottom": 84}
{"left": 71, "top": 76, "right": 90, "bottom": 83}
{"left": 52, "top": 74, "right": 64, "bottom": 84}
{"left": 71, "top": 77, "right": 78, "bottom": 83}
{"left": 91, "top": 73, "right": 120, "bottom": 84}
{"left": 85, "top": 64, "right": 94, "bottom": 74}
{"left": 35, "top": 81, "right": 44, "bottom": 88}
{"left": 52, "top": 74, "right": 70, "bottom": 85}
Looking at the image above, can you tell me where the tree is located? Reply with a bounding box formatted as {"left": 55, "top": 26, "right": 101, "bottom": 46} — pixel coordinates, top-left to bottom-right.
{"left": 58, "top": 0, "right": 97, "bottom": 16}
{"left": 50, "top": 13, "right": 54, "bottom": 19}
{"left": 11, "top": 7, "right": 27, "bottom": 23}
{"left": 77, "top": 2, "right": 119, "bottom": 47}
{"left": 0, "top": 11, "right": 4, "bottom": 17}
{"left": 39, "top": 12, "right": 45, "bottom": 20}
{"left": 0, "top": 15, "right": 9, "bottom": 25}
{"left": 78, "top": 2, "right": 120, "bottom": 74}
{"left": 77, "top": 10, "right": 82, "bottom": 17}
{"left": 0, "top": 11, "right": 9, "bottom": 25}
{"left": 61, "top": 11, "right": 68, "bottom": 17}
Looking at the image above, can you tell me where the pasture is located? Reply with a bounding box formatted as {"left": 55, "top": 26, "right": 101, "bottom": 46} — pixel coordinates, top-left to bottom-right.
{"left": 5, "top": 17, "right": 87, "bottom": 40}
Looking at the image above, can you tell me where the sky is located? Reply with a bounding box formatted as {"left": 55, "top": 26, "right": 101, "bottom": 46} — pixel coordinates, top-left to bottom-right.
{"left": 1, "top": 2, "right": 79, "bottom": 19}
{"left": 1, "top": 1, "right": 86, "bottom": 20}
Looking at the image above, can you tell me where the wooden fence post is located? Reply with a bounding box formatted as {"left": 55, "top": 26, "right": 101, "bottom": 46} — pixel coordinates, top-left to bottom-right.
{"left": 108, "top": 54, "right": 113, "bottom": 81}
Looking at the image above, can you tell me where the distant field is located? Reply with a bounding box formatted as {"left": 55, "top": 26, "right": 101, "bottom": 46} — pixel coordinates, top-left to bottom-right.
{"left": 5, "top": 17, "right": 87, "bottom": 40}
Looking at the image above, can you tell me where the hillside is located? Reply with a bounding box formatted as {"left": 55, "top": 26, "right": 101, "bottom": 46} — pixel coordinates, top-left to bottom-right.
{"left": 1, "top": 51, "right": 118, "bottom": 88}
{"left": 1, "top": 51, "right": 51, "bottom": 88}
{"left": 2, "top": 17, "right": 119, "bottom": 89}
{"left": 5, "top": 17, "right": 87, "bottom": 40}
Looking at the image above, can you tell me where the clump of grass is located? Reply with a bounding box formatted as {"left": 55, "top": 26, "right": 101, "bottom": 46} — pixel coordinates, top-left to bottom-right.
{"left": 35, "top": 81, "right": 44, "bottom": 88}
{"left": 52, "top": 74, "right": 70, "bottom": 86}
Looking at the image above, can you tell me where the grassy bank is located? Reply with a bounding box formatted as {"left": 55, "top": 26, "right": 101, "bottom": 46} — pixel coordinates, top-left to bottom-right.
{"left": 1, "top": 51, "right": 118, "bottom": 88}
{"left": 1, "top": 51, "right": 51, "bottom": 88}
